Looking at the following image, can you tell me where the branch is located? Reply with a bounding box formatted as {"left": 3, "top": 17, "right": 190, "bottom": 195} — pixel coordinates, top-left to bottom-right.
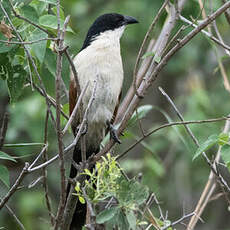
{"left": 54, "top": 14, "right": 70, "bottom": 228}
{"left": 0, "top": 163, "right": 29, "bottom": 210}
{"left": 132, "top": 0, "right": 170, "bottom": 98}
{"left": 5, "top": 204, "right": 26, "bottom": 230}
{"left": 8, "top": 0, "right": 50, "bottom": 35}
{"left": 118, "top": 117, "right": 228, "bottom": 160}
{"left": 159, "top": 87, "right": 230, "bottom": 193}
{"left": 161, "top": 212, "right": 196, "bottom": 230}
{"left": 0, "top": 112, "right": 9, "bottom": 149}
{"left": 187, "top": 118, "right": 230, "bottom": 230}
{"left": 0, "top": 37, "right": 58, "bottom": 45}
{"left": 42, "top": 111, "right": 55, "bottom": 226}
{"left": 62, "top": 79, "right": 97, "bottom": 229}
{"left": 179, "top": 15, "right": 230, "bottom": 53}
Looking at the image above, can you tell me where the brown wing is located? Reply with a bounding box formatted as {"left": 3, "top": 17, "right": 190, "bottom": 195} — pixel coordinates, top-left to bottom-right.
{"left": 69, "top": 78, "right": 78, "bottom": 134}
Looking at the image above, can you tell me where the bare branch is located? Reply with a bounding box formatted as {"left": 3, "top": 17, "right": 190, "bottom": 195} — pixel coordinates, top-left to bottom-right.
{"left": 42, "top": 111, "right": 55, "bottom": 226}
{"left": 54, "top": 14, "right": 70, "bottom": 228}
{"left": 179, "top": 15, "right": 230, "bottom": 53}
{"left": 62, "top": 81, "right": 89, "bottom": 135}
{"left": 187, "top": 119, "right": 230, "bottom": 230}
{"left": 132, "top": 0, "right": 170, "bottom": 98}
{"left": 5, "top": 204, "right": 26, "bottom": 230}
{"left": 161, "top": 212, "right": 195, "bottom": 230}
{"left": 0, "top": 37, "right": 58, "bottom": 45}
{"left": 0, "top": 163, "right": 29, "bottom": 210}
{"left": 0, "top": 112, "right": 9, "bottom": 149}
{"left": 118, "top": 117, "right": 228, "bottom": 160}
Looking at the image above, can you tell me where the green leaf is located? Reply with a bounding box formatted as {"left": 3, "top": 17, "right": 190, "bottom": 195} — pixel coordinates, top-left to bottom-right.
{"left": 117, "top": 179, "right": 149, "bottom": 206}
{"left": 44, "top": 48, "right": 56, "bottom": 76}
{"left": 39, "top": 15, "right": 74, "bottom": 33}
{"left": 29, "top": 29, "right": 48, "bottom": 63}
{"left": 128, "top": 105, "right": 153, "bottom": 127}
{"left": 20, "top": 5, "right": 39, "bottom": 23}
{"left": 0, "top": 165, "right": 10, "bottom": 188}
{"left": 218, "top": 133, "right": 229, "bottom": 146}
{"left": 141, "top": 51, "right": 155, "bottom": 59}
{"left": 52, "top": 6, "right": 65, "bottom": 19}
{"left": 0, "top": 34, "right": 17, "bottom": 54}
{"left": 0, "top": 151, "right": 17, "bottom": 162}
{"left": 96, "top": 207, "right": 118, "bottom": 224}
{"left": 78, "top": 196, "right": 85, "bottom": 204}
{"left": 117, "top": 210, "right": 129, "bottom": 230}
{"left": 221, "top": 145, "right": 230, "bottom": 166}
{"left": 7, "top": 65, "right": 27, "bottom": 103}
{"left": 193, "top": 134, "right": 219, "bottom": 161}
{"left": 154, "top": 55, "right": 161, "bottom": 63}
{"left": 126, "top": 211, "right": 136, "bottom": 230}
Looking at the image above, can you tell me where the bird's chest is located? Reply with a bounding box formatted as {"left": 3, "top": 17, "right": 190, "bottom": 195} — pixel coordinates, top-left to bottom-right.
{"left": 74, "top": 45, "right": 123, "bottom": 123}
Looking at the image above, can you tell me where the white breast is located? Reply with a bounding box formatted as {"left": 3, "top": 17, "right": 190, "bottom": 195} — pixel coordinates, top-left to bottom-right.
{"left": 71, "top": 27, "right": 125, "bottom": 148}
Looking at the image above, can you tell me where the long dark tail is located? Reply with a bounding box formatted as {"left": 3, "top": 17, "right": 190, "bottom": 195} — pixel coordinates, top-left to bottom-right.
{"left": 68, "top": 145, "right": 99, "bottom": 230}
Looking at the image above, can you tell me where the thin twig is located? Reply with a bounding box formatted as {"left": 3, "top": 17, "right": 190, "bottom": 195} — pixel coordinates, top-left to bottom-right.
{"left": 187, "top": 118, "right": 230, "bottom": 230}
{"left": 161, "top": 212, "right": 195, "bottom": 230}
{"left": 28, "top": 144, "right": 48, "bottom": 170}
{"left": 42, "top": 111, "right": 55, "bottom": 225}
{"left": 0, "top": 1, "right": 61, "bottom": 128}
{"left": 5, "top": 204, "right": 26, "bottom": 230}
{"left": 62, "top": 79, "right": 97, "bottom": 229}
{"left": 0, "top": 112, "right": 9, "bottom": 149}
{"left": 118, "top": 117, "right": 228, "bottom": 160}
{"left": 62, "top": 81, "right": 89, "bottom": 135}
{"left": 179, "top": 15, "right": 230, "bottom": 53}
{"left": 0, "top": 37, "right": 58, "bottom": 45}
{"left": 158, "top": 87, "right": 230, "bottom": 192}
{"left": 0, "top": 163, "right": 29, "bottom": 210}
{"left": 8, "top": 0, "right": 50, "bottom": 35}
{"left": 132, "top": 0, "right": 169, "bottom": 98}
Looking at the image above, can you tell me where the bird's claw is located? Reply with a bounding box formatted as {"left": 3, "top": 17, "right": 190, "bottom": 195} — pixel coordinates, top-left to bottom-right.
{"left": 106, "top": 121, "right": 121, "bottom": 144}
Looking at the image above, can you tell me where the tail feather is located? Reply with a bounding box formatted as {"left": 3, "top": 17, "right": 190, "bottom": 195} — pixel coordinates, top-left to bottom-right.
{"left": 68, "top": 144, "right": 99, "bottom": 230}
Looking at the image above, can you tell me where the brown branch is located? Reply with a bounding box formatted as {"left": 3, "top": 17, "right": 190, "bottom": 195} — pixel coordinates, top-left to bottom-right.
{"left": 0, "top": 163, "right": 29, "bottom": 210}
{"left": 179, "top": 15, "right": 230, "bottom": 53}
{"left": 8, "top": 0, "right": 50, "bottom": 35}
{"left": 187, "top": 119, "right": 230, "bottom": 230}
{"left": 161, "top": 212, "right": 196, "bottom": 230}
{"left": 132, "top": 0, "right": 170, "bottom": 98}
{"left": 159, "top": 87, "right": 230, "bottom": 192}
{"left": 54, "top": 14, "right": 70, "bottom": 228}
{"left": 42, "top": 111, "right": 55, "bottom": 226}
{"left": 0, "top": 112, "right": 9, "bottom": 149}
{"left": 118, "top": 117, "right": 228, "bottom": 160}
{"left": 0, "top": 1, "right": 61, "bottom": 128}
{"left": 5, "top": 204, "right": 26, "bottom": 230}
{"left": 0, "top": 37, "right": 58, "bottom": 45}
{"left": 222, "top": 0, "right": 230, "bottom": 25}
{"left": 62, "top": 79, "right": 97, "bottom": 229}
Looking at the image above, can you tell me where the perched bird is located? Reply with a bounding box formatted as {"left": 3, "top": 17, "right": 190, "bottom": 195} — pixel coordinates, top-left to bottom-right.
{"left": 68, "top": 13, "right": 138, "bottom": 229}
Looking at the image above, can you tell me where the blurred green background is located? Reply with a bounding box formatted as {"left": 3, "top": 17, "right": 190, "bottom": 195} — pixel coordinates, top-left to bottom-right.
{"left": 0, "top": 0, "right": 230, "bottom": 229}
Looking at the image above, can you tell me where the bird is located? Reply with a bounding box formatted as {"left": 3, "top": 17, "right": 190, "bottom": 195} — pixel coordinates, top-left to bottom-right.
{"left": 68, "top": 13, "right": 138, "bottom": 230}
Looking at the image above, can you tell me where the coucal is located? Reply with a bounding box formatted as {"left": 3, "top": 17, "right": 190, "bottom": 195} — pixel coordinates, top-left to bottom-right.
{"left": 68, "top": 13, "right": 138, "bottom": 229}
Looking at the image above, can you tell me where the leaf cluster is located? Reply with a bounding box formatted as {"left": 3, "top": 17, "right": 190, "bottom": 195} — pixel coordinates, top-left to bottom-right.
{"left": 74, "top": 154, "right": 149, "bottom": 230}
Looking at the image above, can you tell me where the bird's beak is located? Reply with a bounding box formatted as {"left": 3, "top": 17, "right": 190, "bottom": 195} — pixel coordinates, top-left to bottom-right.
{"left": 123, "top": 15, "right": 139, "bottom": 25}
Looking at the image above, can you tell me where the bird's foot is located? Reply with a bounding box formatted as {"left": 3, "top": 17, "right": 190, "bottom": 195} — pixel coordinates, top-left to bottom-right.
{"left": 106, "top": 121, "right": 121, "bottom": 144}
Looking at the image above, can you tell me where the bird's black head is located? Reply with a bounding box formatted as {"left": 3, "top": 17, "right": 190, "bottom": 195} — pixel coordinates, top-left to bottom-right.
{"left": 81, "top": 13, "right": 138, "bottom": 50}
